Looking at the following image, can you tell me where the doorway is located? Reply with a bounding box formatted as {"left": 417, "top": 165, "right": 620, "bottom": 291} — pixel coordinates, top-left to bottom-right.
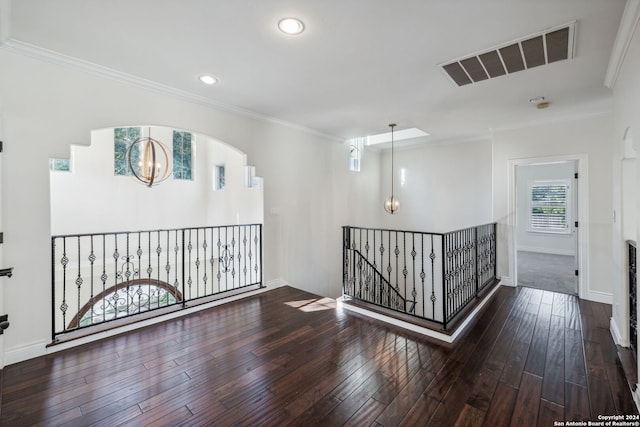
{"left": 515, "top": 160, "right": 579, "bottom": 295}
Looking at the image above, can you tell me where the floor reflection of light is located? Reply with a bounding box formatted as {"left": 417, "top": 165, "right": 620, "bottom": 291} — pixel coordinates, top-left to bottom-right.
{"left": 284, "top": 298, "right": 337, "bottom": 312}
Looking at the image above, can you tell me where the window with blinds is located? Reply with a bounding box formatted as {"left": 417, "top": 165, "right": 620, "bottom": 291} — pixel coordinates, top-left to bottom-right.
{"left": 529, "top": 180, "right": 570, "bottom": 233}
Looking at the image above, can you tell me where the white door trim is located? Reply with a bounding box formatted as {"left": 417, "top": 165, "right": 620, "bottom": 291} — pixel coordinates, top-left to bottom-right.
{"left": 508, "top": 154, "right": 589, "bottom": 299}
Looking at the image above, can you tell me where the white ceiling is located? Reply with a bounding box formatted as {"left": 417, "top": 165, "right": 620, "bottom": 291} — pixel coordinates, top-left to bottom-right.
{"left": 3, "top": 0, "right": 626, "bottom": 144}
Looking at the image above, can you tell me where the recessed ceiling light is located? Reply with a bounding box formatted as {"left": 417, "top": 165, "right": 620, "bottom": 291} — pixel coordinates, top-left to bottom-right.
{"left": 199, "top": 75, "right": 218, "bottom": 85}
{"left": 278, "top": 18, "right": 305, "bottom": 35}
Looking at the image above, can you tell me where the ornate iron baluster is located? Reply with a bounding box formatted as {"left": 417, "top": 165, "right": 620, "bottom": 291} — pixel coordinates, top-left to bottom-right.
{"left": 156, "top": 231, "right": 162, "bottom": 305}
{"left": 187, "top": 229, "right": 193, "bottom": 299}
{"left": 203, "top": 228, "right": 208, "bottom": 295}
{"left": 59, "top": 238, "right": 69, "bottom": 331}
{"left": 88, "top": 236, "right": 96, "bottom": 327}
{"left": 232, "top": 226, "right": 238, "bottom": 288}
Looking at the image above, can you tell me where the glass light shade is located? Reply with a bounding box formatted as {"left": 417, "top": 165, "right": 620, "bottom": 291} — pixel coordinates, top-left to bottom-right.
{"left": 384, "top": 196, "right": 400, "bottom": 214}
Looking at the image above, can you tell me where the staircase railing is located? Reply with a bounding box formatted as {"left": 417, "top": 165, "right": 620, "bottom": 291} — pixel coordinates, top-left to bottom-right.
{"left": 342, "top": 223, "right": 497, "bottom": 329}
{"left": 349, "top": 249, "right": 408, "bottom": 313}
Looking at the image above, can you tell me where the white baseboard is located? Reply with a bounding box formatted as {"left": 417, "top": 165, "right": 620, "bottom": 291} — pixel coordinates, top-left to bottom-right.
{"left": 5, "top": 340, "right": 49, "bottom": 366}
{"left": 586, "top": 290, "right": 613, "bottom": 305}
{"left": 499, "top": 276, "right": 515, "bottom": 287}
{"left": 265, "top": 278, "right": 289, "bottom": 289}
{"left": 610, "top": 317, "right": 629, "bottom": 347}
{"left": 338, "top": 281, "right": 503, "bottom": 344}
{"left": 5, "top": 281, "right": 284, "bottom": 365}
{"left": 517, "top": 246, "right": 575, "bottom": 256}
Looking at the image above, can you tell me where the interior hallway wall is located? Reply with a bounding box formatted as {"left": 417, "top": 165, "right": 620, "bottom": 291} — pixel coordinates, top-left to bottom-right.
{"left": 492, "top": 114, "right": 614, "bottom": 302}
{"left": 610, "top": 12, "right": 640, "bottom": 350}
{"left": 377, "top": 138, "right": 493, "bottom": 233}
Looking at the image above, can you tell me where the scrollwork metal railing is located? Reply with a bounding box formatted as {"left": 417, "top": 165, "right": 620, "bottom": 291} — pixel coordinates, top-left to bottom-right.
{"left": 629, "top": 240, "right": 637, "bottom": 360}
{"left": 52, "top": 224, "right": 262, "bottom": 341}
{"left": 343, "top": 223, "right": 497, "bottom": 329}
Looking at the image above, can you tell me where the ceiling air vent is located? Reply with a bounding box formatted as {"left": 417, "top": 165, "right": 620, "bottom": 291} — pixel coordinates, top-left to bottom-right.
{"left": 440, "top": 22, "right": 576, "bottom": 87}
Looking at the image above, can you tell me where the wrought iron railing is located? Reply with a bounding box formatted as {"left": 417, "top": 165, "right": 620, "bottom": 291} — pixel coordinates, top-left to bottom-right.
{"left": 351, "top": 249, "right": 408, "bottom": 313}
{"left": 52, "top": 224, "right": 262, "bottom": 341}
{"left": 342, "top": 223, "right": 497, "bottom": 329}
{"left": 629, "top": 240, "right": 637, "bottom": 360}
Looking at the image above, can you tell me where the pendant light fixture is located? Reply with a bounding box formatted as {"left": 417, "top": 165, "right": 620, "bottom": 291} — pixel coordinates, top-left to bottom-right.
{"left": 126, "top": 128, "right": 171, "bottom": 187}
{"left": 384, "top": 123, "right": 400, "bottom": 214}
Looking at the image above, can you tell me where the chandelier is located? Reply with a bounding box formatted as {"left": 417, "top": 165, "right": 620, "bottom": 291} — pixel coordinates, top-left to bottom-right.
{"left": 126, "top": 129, "right": 171, "bottom": 187}
{"left": 384, "top": 123, "right": 400, "bottom": 214}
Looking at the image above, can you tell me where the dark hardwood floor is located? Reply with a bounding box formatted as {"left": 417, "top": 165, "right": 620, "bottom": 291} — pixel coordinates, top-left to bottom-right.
{"left": 0, "top": 285, "right": 637, "bottom": 426}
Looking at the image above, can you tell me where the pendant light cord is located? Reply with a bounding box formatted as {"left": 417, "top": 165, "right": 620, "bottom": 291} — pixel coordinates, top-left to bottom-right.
{"left": 390, "top": 124, "right": 396, "bottom": 200}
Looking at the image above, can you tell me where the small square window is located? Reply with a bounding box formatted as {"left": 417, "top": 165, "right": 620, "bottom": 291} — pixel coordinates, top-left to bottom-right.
{"left": 49, "top": 158, "right": 71, "bottom": 172}
{"left": 348, "top": 137, "right": 364, "bottom": 172}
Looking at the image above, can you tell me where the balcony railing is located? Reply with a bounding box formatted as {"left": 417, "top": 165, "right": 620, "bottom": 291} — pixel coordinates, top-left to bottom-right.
{"left": 342, "top": 223, "right": 497, "bottom": 330}
{"left": 629, "top": 240, "right": 637, "bottom": 360}
{"left": 52, "top": 224, "right": 262, "bottom": 341}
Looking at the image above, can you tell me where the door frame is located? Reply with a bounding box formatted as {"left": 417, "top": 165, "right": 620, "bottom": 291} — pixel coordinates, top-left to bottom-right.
{"left": 508, "top": 154, "right": 589, "bottom": 299}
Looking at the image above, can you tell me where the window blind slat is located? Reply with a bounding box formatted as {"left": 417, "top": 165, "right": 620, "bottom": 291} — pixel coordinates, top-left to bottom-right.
{"left": 530, "top": 182, "right": 569, "bottom": 231}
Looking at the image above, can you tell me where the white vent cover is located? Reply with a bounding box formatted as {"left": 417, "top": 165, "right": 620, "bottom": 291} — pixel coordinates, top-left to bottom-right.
{"left": 440, "top": 22, "right": 576, "bottom": 86}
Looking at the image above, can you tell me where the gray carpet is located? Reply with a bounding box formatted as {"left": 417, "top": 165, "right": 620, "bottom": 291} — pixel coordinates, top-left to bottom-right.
{"left": 517, "top": 250, "right": 577, "bottom": 295}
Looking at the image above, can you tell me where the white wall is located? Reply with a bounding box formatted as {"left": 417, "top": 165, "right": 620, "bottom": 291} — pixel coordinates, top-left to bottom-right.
{"left": 205, "top": 140, "right": 263, "bottom": 227}
{"left": 492, "top": 114, "right": 613, "bottom": 301}
{"left": 377, "top": 138, "right": 493, "bottom": 233}
{"left": 51, "top": 127, "right": 263, "bottom": 235}
{"left": 515, "top": 162, "right": 576, "bottom": 255}
{"left": 610, "top": 14, "right": 640, "bottom": 351}
{"left": 0, "top": 50, "right": 378, "bottom": 364}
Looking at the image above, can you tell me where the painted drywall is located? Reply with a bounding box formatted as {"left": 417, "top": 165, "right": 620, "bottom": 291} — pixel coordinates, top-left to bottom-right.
{"left": 622, "top": 157, "right": 637, "bottom": 242}
{"left": 0, "top": 50, "right": 379, "bottom": 364}
{"left": 377, "top": 138, "right": 493, "bottom": 233}
{"left": 50, "top": 126, "right": 263, "bottom": 235}
{"left": 492, "top": 114, "right": 614, "bottom": 300}
{"left": 610, "top": 18, "right": 640, "bottom": 350}
{"left": 515, "top": 162, "right": 576, "bottom": 255}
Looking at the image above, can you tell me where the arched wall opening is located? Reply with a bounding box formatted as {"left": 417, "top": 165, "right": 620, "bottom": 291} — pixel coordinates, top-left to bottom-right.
{"left": 49, "top": 125, "right": 264, "bottom": 235}
{"left": 48, "top": 125, "right": 265, "bottom": 341}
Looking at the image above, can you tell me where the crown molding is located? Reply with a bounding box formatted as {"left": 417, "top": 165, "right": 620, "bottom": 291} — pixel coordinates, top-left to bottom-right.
{"left": 0, "top": 38, "right": 343, "bottom": 142}
{"left": 605, "top": 0, "right": 640, "bottom": 89}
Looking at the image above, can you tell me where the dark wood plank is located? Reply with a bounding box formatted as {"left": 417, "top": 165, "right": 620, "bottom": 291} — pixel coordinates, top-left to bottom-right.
{"left": 510, "top": 372, "right": 542, "bottom": 426}
{"left": 0, "top": 285, "right": 636, "bottom": 426}
{"left": 541, "top": 314, "right": 565, "bottom": 405}
{"left": 373, "top": 353, "right": 439, "bottom": 425}
{"left": 399, "top": 394, "right": 440, "bottom": 426}
{"left": 524, "top": 301, "right": 551, "bottom": 377}
{"left": 537, "top": 399, "right": 564, "bottom": 427}
{"left": 454, "top": 403, "right": 486, "bottom": 427}
{"left": 584, "top": 340, "right": 618, "bottom": 419}
{"left": 565, "top": 381, "right": 590, "bottom": 421}
{"left": 344, "top": 397, "right": 386, "bottom": 427}
{"left": 565, "top": 327, "right": 587, "bottom": 386}
{"left": 466, "top": 361, "right": 502, "bottom": 412}
{"left": 482, "top": 382, "right": 518, "bottom": 427}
